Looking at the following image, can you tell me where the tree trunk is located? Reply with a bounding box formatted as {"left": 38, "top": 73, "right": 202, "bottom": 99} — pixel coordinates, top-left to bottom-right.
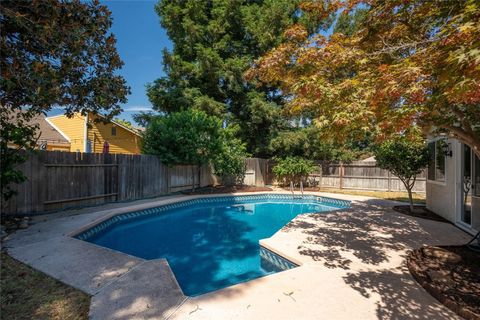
{"left": 407, "top": 187, "right": 414, "bottom": 212}
{"left": 400, "top": 178, "right": 415, "bottom": 212}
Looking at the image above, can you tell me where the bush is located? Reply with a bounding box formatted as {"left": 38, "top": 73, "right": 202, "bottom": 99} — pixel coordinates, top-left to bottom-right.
{"left": 213, "top": 125, "right": 248, "bottom": 186}
{"left": 142, "top": 110, "right": 224, "bottom": 191}
{"left": 272, "top": 157, "right": 318, "bottom": 187}
{"left": 142, "top": 110, "right": 249, "bottom": 188}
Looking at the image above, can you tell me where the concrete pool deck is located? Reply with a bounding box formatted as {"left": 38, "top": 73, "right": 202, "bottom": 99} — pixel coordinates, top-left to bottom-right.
{"left": 3, "top": 192, "right": 471, "bottom": 320}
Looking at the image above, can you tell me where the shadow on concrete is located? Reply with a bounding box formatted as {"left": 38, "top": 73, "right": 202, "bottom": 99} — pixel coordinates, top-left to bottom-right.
{"left": 343, "top": 268, "right": 456, "bottom": 320}
{"left": 284, "top": 201, "right": 434, "bottom": 270}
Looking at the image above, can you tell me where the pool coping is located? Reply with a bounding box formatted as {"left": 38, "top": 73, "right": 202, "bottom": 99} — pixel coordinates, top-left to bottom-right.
{"left": 7, "top": 191, "right": 464, "bottom": 319}
{"left": 67, "top": 193, "right": 350, "bottom": 239}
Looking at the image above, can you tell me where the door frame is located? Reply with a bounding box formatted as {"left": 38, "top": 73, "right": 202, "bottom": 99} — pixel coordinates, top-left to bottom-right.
{"left": 455, "top": 142, "right": 478, "bottom": 234}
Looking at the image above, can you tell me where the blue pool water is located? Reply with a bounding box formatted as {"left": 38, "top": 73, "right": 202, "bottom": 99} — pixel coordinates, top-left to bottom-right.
{"left": 80, "top": 196, "right": 347, "bottom": 296}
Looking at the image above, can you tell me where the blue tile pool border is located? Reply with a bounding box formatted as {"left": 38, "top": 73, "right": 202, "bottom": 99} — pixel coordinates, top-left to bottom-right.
{"left": 75, "top": 194, "right": 351, "bottom": 241}
{"left": 259, "top": 245, "right": 298, "bottom": 271}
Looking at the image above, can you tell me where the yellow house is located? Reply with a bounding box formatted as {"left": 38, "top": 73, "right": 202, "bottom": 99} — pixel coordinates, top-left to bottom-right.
{"left": 47, "top": 112, "right": 142, "bottom": 154}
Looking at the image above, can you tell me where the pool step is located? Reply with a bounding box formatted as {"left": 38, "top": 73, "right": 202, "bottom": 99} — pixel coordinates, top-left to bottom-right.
{"left": 259, "top": 246, "right": 297, "bottom": 273}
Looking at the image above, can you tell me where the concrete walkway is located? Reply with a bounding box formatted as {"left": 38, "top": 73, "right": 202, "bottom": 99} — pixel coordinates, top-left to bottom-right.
{"left": 3, "top": 192, "right": 471, "bottom": 319}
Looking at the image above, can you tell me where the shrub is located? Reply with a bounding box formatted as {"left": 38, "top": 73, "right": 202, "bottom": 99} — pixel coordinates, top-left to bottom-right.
{"left": 142, "top": 110, "right": 224, "bottom": 190}
{"left": 272, "top": 157, "right": 318, "bottom": 187}
{"left": 213, "top": 125, "right": 248, "bottom": 186}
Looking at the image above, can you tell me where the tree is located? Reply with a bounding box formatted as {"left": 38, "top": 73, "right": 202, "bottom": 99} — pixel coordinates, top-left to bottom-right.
{"left": 248, "top": 0, "right": 480, "bottom": 157}
{"left": 142, "top": 110, "right": 224, "bottom": 191}
{"left": 145, "top": 0, "right": 332, "bottom": 157}
{"left": 0, "top": 0, "right": 129, "bottom": 202}
{"left": 374, "top": 136, "right": 429, "bottom": 212}
{"left": 272, "top": 157, "right": 318, "bottom": 188}
{"left": 269, "top": 126, "right": 371, "bottom": 162}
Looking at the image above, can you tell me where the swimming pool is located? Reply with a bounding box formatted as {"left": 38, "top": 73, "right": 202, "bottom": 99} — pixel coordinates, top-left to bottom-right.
{"left": 76, "top": 194, "right": 349, "bottom": 296}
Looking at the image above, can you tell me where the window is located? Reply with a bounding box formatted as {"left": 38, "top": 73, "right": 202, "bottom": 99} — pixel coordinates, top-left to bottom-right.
{"left": 111, "top": 126, "right": 117, "bottom": 136}
{"left": 427, "top": 140, "right": 446, "bottom": 182}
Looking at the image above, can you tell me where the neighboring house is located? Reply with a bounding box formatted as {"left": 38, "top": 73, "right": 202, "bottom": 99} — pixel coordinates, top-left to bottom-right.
{"left": 47, "top": 112, "right": 142, "bottom": 154}
{"left": 37, "top": 115, "right": 71, "bottom": 151}
{"left": 426, "top": 137, "right": 479, "bottom": 235}
{"left": 7, "top": 113, "right": 71, "bottom": 151}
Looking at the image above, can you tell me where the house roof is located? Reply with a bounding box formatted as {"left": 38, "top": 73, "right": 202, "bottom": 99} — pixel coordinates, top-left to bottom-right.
{"left": 32, "top": 114, "right": 70, "bottom": 145}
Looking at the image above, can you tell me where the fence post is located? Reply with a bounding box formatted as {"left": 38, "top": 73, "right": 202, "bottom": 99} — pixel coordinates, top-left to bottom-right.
{"left": 339, "top": 162, "right": 344, "bottom": 189}
{"left": 387, "top": 170, "right": 391, "bottom": 192}
{"left": 319, "top": 162, "right": 323, "bottom": 190}
{"left": 166, "top": 166, "right": 170, "bottom": 194}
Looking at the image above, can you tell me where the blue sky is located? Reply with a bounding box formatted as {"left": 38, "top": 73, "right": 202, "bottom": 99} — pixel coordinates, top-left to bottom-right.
{"left": 49, "top": 0, "right": 171, "bottom": 123}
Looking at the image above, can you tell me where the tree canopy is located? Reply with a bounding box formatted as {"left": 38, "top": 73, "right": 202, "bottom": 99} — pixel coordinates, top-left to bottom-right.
{"left": 1, "top": 0, "right": 129, "bottom": 117}
{"left": 0, "top": 0, "right": 129, "bottom": 201}
{"left": 145, "top": 0, "right": 333, "bottom": 157}
{"left": 269, "top": 126, "right": 371, "bottom": 162}
{"left": 248, "top": 0, "right": 480, "bottom": 157}
{"left": 142, "top": 109, "right": 224, "bottom": 166}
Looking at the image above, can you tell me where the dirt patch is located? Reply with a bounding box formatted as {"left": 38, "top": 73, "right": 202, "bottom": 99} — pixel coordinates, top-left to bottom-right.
{"left": 407, "top": 246, "right": 480, "bottom": 320}
{"left": 184, "top": 185, "right": 273, "bottom": 195}
{"left": 0, "top": 252, "right": 90, "bottom": 320}
{"left": 393, "top": 205, "right": 450, "bottom": 223}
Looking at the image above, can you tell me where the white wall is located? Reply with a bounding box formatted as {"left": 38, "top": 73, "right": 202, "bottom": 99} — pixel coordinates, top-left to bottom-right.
{"left": 426, "top": 139, "right": 458, "bottom": 223}
{"left": 427, "top": 138, "right": 480, "bottom": 235}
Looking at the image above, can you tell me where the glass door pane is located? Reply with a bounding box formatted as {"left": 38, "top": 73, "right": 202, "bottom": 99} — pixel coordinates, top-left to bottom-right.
{"left": 461, "top": 145, "right": 472, "bottom": 225}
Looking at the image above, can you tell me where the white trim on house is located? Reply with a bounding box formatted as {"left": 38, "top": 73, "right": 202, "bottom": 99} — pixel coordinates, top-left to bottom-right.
{"left": 45, "top": 114, "right": 66, "bottom": 119}
{"left": 93, "top": 113, "right": 142, "bottom": 137}
{"left": 84, "top": 113, "right": 88, "bottom": 152}
{"left": 455, "top": 221, "right": 478, "bottom": 236}
{"left": 426, "top": 179, "right": 447, "bottom": 186}
{"left": 44, "top": 117, "right": 71, "bottom": 142}
{"left": 454, "top": 141, "right": 479, "bottom": 235}
{"left": 426, "top": 139, "right": 448, "bottom": 186}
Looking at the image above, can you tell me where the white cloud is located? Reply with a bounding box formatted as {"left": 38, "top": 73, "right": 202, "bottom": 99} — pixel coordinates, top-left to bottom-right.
{"left": 123, "top": 105, "right": 153, "bottom": 112}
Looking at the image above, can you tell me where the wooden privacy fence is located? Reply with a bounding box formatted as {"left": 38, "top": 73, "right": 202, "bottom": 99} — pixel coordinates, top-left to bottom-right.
{"left": 253, "top": 159, "right": 426, "bottom": 192}
{"left": 310, "top": 161, "right": 426, "bottom": 192}
{"left": 2, "top": 153, "right": 425, "bottom": 215}
{"left": 3, "top": 151, "right": 215, "bottom": 215}
{"left": 243, "top": 158, "right": 269, "bottom": 186}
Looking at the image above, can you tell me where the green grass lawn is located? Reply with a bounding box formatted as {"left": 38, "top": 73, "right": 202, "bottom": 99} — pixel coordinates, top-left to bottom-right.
{"left": 0, "top": 252, "right": 90, "bottom": 320}
{"left": 319, "top": 188, "right": 426, "bottom": 204}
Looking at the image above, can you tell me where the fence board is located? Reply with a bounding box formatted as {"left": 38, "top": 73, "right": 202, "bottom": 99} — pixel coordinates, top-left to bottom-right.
{"left": 3, "top": 153, "right": 427, "bottom": 216}
{"left": 3, "top": 151, "right": 215, "bottom": 215}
